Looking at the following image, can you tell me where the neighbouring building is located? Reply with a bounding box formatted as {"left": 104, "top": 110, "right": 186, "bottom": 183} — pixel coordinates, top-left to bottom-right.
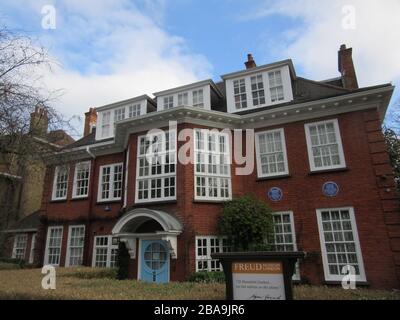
{"left": 1, "top": 106, "right": 74, "bottom": 257}
{"left": 6, "top": 45, "right": 400, "bottom": 289}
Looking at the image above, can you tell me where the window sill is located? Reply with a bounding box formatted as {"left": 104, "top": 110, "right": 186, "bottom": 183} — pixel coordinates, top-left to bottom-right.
{"left": 133, "top": 199, "right": 178, "bottom": 206}
{"left": 96, "top": 200, "right": 122, "bottom": 205}
{"left": 71, "top": 196, "right": 89, "bottom": 202}
{"left": 256, "top": 174, "right": 291, "bottom": 181}
{"left": 308, "top": 167, "right": 349, "bottom": 175}
{"left": 324, "top": 280, "right": 369, "bottom": 287}
{"left": 193, "top": 199, "right": 231, "bottom": 204}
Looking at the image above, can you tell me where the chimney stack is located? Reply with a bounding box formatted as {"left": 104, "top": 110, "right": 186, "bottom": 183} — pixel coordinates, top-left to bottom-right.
{"left": 30, "top": 105, "right": 48, "bottom": 137}
{"left": 338, "top": 44, "right": 359, "bottom": 90}
{"left": 84, "top": 107, "right": 97, "bottom": 136}
{"left": 245, "top": 53, "right": 257, "bottom": 69}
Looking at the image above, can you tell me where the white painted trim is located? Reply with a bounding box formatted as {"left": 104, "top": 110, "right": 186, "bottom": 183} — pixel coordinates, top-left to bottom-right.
{"left": 44, "top": 226, "right": 63, "bottom": 266}
{"left": 134, "top": 129, "right": 177, "bottom": 204}
{"left": 92, "top": 235, "right": 118, "bottom": 268}
{"left": 272, "top": 211, "right": 300, "bottom": 281}
{"left": 195, "top": 236, "right": 229, "bottom": 272}
{"left": 72, "top": 161, "right": 91, "bottom": 199}
{"left": 97, "top": 162, "right": 124, "bottom": 202}
{"left": 29, "top": 233, "right": 36, "bottom": 264}
{"left": 304, "top": 118, "right": 346, "bottom": 172}
{"left": 51, "top": 165, "right": 69, "bottom": 201}
{"left": 226, "top": 65, "right": 293, "bottom": 114}
{"left": 123, "top": 145, "right": 130, "bottom": 208}
{"left": 316, "top": 207, "right": 366, "bottom": 282}
{"left": 65, "top": 225, "right": 85, "bottom": 267}
{"left": 255, "top": 128, "right": 289, "bottom": 178}
{"left": 12, "top": 234, "right": 27, "bottom": 259}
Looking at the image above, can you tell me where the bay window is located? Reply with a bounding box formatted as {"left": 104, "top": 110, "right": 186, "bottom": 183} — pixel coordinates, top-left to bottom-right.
{"left": 194, "top": 129, "right": 231, "bottom": 201}
{"left": 135, "top": 130, "right": 176, "bottom": 202}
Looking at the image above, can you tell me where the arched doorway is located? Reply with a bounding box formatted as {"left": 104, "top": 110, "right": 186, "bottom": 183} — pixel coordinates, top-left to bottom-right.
{"left": 112, "top": 208, "right": 183, "bottom": 283}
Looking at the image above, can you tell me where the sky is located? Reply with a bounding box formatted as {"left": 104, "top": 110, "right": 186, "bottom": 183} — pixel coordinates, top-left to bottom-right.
{"left": 1, "top": 0, "right": 399, "bottom": 137}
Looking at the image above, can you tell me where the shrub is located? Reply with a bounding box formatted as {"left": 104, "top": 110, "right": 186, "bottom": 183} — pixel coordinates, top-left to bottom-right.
{"left": 64, "top": 268, "right": 118, "bottom": 279}
{"left": 218, "top": 195, "right": 275, "bottom": 251}
{"left": 188, "top": 271, "right": 225, "bottom": 283}
{"left": 116, "top": 241, "right": 130, "bottom": 280}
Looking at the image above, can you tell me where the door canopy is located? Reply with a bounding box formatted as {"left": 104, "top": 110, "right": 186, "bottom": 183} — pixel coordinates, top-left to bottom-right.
{"left": 112, "top": 208, "right": 183, "bottom": 259}
{"left": 112, "top": 208, "right": 183, "bottom": 235}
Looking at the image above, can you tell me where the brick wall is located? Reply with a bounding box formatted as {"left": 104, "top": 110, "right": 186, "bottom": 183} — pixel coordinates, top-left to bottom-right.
{"left": 37, "top": 109, "right": 400, "bottom": 289}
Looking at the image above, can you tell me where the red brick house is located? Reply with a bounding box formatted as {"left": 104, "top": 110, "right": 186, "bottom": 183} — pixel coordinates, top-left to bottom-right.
{"left": 9, "top": 45, "right": 400, "bottom": 289}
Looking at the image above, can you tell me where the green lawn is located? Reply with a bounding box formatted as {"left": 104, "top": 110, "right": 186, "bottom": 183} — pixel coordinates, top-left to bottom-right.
{"left": 0, "top": 267, "right": 399, "bottom": 300}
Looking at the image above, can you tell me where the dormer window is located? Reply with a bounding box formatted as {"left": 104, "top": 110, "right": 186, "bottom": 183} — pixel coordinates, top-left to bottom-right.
{"left": 224, "top": 65, "right": 294, "bottom": 113}
{"left": 233, "top": 78, "right": 247, "bottom": 110}
{"left": 163, "top": 96, "right": 174, "bottom": 109}
{"left": 268, "top": 70, "right": 284, "bottom": 102}
{"left": 251, "top": 74, "right": 266, "bottom": 106}
{"left": 177, "top": 92, "right": 188, "bottom": 107}
{"left": 129, "top": 104, "right": 141, "bottom": 118}
{"left": 114, "top": 107, "right": 125, "bottom": 122}
{"left": 193, "top": 89, "right": 204, "bottom": 108}
{"left": 101, "top": 111, "right": 111, "bottom": 138}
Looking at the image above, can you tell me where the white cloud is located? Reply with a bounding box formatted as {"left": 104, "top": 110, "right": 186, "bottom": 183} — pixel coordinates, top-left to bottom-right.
{"left": 246, "top": 0, "right": 400, "bottom": 87}
{"left": 3, "top": 0, "right": 212, "bottom": 136}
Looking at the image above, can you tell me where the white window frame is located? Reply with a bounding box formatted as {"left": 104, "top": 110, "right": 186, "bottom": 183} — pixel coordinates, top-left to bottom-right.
{"left": 65, "top": 225, "right": 85, "bottom": 267}
{"left": 101, "top": 111, "right": 111, "bottom": 138}
{"left": 255, "top": 128, "right": 289, "bottom": 178}
{"left": 114, "top": 107, "right": 126, "bottom": 122}
{"left": 177, "top": 92, "right": 189, "bottom": 107}
{"left": 92, "top": 235, "right": 119, "bottom": 268}
{"left": 192, "top": 89, "right": 204, "bottom": 108}
{"left": 12, "top": 234, "right": 27, "bottom": 260}
{"left": 29, "top": 234, "right": 36, "bottom": 264}
{"left": 97, "top": 163, "right": 124, "bottom": 202}
{"left": 52, "top": 165, "right": 69, "bottom": 201}
{"left": 163, "top": 96, "right": 174, "bottom": 110}
{"left": 272, "top": 212, "right": 300, "bottom": 280}
{"left": 233, "top": 78, "right": 247, "bottom": 110}
{"left": 305, "top": 119, "right": 346, "bottom": 172}
{"left": 44, "top": 226, "right": 63, "bottom": 266}
{"left": 194, "top": 129, "right": 232, "bottom": 201}
{"left": 316, "top": 207, "right": 366, "bottom": 282}
{"left": 128, "top": 104, "right": 141, "bottom": 118}
{"left": 72, "top": 161, "right": 91, "bottom": 199}
{"left": 251, "top": 74, "right": 266, "bottom": 106}
{"left": 135, "top": 130, "right": 177, "bottom": 203}
{"left": 195, "top": 236, "right": 231, "bottom": 272}
{"left": 268, "top": 70, "right": 285, "bottom": 103}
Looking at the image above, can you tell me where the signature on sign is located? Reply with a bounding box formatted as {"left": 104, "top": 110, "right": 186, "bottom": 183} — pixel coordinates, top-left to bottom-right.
{"left": 248, "top": 294, "right": 282, "bottom": 300}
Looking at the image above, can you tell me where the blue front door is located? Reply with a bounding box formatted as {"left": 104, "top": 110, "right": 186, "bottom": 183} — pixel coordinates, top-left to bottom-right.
{"left": 140, "top": 240, "right": 169, "bottom": 283}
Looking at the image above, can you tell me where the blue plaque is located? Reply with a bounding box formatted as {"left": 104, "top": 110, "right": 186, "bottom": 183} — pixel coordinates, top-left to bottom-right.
{"left": 322, "top": 182, "right": 339, "bottom": 197}
{"left": 268, "top": 187, "right": 283, "bottom": 201}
